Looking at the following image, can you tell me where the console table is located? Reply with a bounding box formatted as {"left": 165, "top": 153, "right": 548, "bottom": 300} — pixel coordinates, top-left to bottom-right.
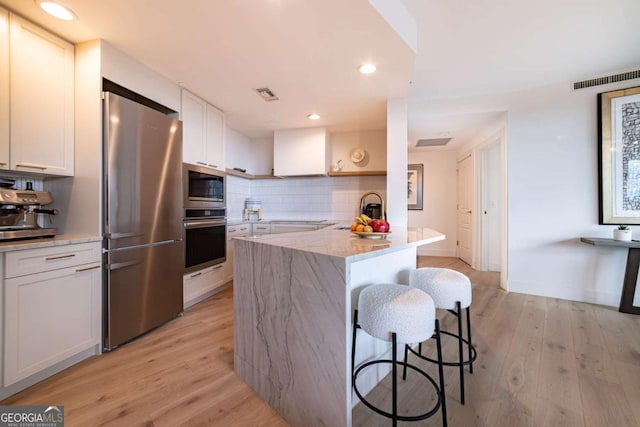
{"left": 580, "top": 237, "right": 640, "bottom": 314}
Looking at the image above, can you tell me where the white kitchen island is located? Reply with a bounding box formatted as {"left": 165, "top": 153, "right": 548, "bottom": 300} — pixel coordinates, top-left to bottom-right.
{"left": 233, "top": 226, "right": 445, "bottom": 427}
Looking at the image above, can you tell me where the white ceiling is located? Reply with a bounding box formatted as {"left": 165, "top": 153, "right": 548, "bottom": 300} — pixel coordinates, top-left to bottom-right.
{"left": 0, "top": 0, "right": 415, "bottom": 138}
{"left": 1, "top": 0, "right": 639, "bottom": 148}
{"left": 403, "top": 0, "right": 640, "bottom": 150}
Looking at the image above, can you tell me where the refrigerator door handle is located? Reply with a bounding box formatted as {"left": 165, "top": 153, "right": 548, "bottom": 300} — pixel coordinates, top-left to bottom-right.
{"left": 106, "top": 259, "right": 144, "bottom": 271}
{"left": 104, "top": 232, "right": 145, "bottom": 239}
{"left": 103, "top": 239, "right": 183, "bottom": 254}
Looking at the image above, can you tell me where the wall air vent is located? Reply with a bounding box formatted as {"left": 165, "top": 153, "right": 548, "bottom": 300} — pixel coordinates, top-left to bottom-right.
{"left": 573, "top": 69, "right": 640, "bottom": 90}
{"left": 416, "top": 137, "right": 451, "bottom": 147}
{"left": 254, "top": 87, "right": 279, "bottom": 101}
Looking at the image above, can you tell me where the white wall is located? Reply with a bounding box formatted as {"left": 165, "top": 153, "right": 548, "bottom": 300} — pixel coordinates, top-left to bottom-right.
{"left": 407, "top": 150, "right": 457, "bottom": 256}
{"left": 329, "top": 130, "right": 386, "bottom": 172}
{"left": 507, "top": 79, "right": 640, "bottom": 306}
{"left": 386, "top": 98, "right": 408, "bottom": 227}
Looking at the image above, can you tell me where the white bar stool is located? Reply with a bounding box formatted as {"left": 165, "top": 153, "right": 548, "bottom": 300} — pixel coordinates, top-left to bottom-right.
{"left": 406, "top": 268, "right": 476, "bottom": 404}
{"left": 351, "top": 283, "right": 447, "bottom": 427}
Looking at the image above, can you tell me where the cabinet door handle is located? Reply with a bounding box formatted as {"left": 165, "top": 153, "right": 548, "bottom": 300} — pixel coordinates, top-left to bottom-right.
{"left": 207, "top": 164, "right": 218, "bottom": 168}
{"left": 45, "top": 254, "right": 76, "bottom": 261}
{"left": 76, "top": 265, "right": 101, "bottom": 273}
{"left": 190, "top": 272, "right": 203, "bottom": 278}
{"left": 213, "top": 264, "right": 223, "bottom": 270}
{"left": 16, "top": 163, "right": 47, "bottom": 170}
{"left": 196, "top": 161, "right": 207, "bottom": 166}
{"left": 228, "top": 229, "right": 237, "bottom": 233}
{"left": 0, "top": 162, "right": 7, "bottom": 166}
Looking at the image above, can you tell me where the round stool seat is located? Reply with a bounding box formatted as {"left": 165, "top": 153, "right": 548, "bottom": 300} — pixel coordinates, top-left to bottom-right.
{"left": 410, "top": 268, "right": 471, "bottom": 310}
{"left": 358, "top": 283, "right": 435, "bottom": 344}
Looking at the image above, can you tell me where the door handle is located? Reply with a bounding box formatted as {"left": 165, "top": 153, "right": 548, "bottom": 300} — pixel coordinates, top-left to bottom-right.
{"left": 45, "top": 254, "right": 76, "bottom": 261}
{"left": 106, "top": 259, "right": 144, "bottom": 271}
{"left": 76, "top": 265, "right": 101, "bottom": 273}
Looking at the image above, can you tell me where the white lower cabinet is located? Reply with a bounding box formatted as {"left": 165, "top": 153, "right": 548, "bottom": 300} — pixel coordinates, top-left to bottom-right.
{"left": 225, "top": 224, "right": 250, "bottom": 283}
{"left": 252, "top": 223, "right": 271, "bottom": 235}
{"left": 3, "top": 241, "right": 101, "bottom": 387}
{"left": 183, "top": 263, "right": 226, "bottom": 309}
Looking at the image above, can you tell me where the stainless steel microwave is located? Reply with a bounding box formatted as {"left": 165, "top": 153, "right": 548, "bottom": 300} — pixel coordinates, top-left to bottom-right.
{"left": 183, "top": 163, "right": 226, "bottom": 209}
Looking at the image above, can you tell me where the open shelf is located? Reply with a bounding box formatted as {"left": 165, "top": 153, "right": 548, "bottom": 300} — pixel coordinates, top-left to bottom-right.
{"left": 327, "top": 170, "right": 387, "bottom": 177}
{"left": 225, "top": 169, "right": 282, "bottom": 180}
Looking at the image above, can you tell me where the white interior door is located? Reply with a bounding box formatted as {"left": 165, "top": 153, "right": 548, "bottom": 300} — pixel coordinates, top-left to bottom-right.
{"left": 457, "top": 155, "right": 473, "bottom": 264}
{"left": 480, "top": 142, "right": 503, "bottom": 272}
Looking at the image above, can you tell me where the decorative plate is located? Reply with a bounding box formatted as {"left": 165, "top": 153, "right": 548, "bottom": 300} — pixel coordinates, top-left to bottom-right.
{"left": 349, "top": 147, "right": 365, "bottom": 163}
{"left": 351, "top": 231, "right": 391, "bottom": 239}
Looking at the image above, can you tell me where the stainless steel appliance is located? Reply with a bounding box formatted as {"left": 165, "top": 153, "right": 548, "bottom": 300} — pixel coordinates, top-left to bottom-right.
{"left": 183, "top": 163, "right": 226, "bottom": 209}
{"left": 0, "top": 189, "right": 57, "bottom": 240}
{"left": 184, "top": 207, "right": 226, "bottom": 273}
{"left": 103, "top": 92, "right": 184, "bottom": 351}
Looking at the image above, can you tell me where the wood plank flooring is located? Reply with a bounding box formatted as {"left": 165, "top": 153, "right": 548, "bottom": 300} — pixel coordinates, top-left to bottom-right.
{"left": 2, "top": 257, "right": 639, "bottom": 427}
{"left": 353, "top": 258, "right": 640, "bottom": 427}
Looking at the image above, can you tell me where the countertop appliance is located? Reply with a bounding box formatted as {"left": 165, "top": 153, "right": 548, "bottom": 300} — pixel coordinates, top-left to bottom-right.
{"left": 103, "top": 92, "right": 184, "bottom": 351}
{"left": 0, "top": 189, "right": 57, "bottom": 240}
{"left": 243, "top": 197, "right": 262, "bottom": 221}
{"left": 360, "top": 191, "right": 386, "bottom": 220}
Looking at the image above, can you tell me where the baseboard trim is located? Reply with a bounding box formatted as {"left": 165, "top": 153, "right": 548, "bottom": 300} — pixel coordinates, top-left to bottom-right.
{"left": 417, "top": 247, "right": 456, "bottom": 257}
{"left": 509, "top": 280, "right": 619, "bottom": 307}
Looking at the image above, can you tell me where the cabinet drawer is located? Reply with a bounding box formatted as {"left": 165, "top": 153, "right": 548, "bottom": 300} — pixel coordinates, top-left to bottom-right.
{"left": 252, "top": 224, "right": 271, "bottom": 235}
{"left": 5, "top": 241, "right": 101, "bottom": 278}
{"left": 227, "top": 225, "right": 250, "bottom": 240}
{"left": 183, "top": 263, "right": 225, "bottom": 305}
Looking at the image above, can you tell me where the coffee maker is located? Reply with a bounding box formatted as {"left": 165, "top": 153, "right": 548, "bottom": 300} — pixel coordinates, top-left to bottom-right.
{"left": 0, "top": 188, "right": 58, "bottom": 240}
{"left": 243, "top": 198, "right": 262, "bottom": 221}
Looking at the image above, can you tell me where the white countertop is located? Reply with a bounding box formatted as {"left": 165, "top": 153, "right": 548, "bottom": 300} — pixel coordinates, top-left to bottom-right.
{"left": 235, "top": 226, "right": 445, "bottom": 261}
{"left": 0, "top": 234, "right": 102, "bottom": 252}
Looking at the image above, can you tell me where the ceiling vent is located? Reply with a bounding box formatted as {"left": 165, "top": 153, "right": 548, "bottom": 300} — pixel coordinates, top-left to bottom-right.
{"left": 254, "top": 87, "right": 279, "bottom": 101}
{"left": 416, "top": 137, "right": 451, "bottom": 147}
{"left": 573, "top": 69, "right": 640, "bottom": 90}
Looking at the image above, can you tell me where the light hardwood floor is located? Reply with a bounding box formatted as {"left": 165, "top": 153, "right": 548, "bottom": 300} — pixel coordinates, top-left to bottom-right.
{"left": 3, "top": 257, "right": 639, "bottom": 427}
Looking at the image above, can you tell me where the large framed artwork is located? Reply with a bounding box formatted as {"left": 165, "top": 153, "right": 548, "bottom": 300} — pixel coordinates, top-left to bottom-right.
{"left": 407, "top": 164, "right": 423, "bottom": 210}
{"left": 599, "top": 86, "right": 640, "bottom": 224}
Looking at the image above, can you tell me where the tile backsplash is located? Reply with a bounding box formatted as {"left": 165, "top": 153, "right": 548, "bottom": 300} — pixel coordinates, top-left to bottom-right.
{"left": 227, "top": 175, "right": 386, "bottom": 221}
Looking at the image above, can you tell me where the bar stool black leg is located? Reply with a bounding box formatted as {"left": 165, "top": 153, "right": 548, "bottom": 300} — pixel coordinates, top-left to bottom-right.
{"left": 456, "top": 301, "right": 465, "bottom": 404}
{"left": 392, "top": 332, "right": 398, "bottom": 427}
{"left": 351, "top": 310, "right": 358, "bottom": 387}
{"left": 435, "top": 319, "right": 447, "bottom": 427}
{"left": 402, "top": 343, "right": 409, "bottom": 380}
{"left": 466, "top": 306, "right": 473, "bottom": 374}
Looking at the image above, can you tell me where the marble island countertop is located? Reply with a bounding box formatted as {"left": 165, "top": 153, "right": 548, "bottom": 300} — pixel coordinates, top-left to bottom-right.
{"left": 227, "top": 218, "right": 339, "bottom": 226}
{"left": 235, "top": 226, "right": 444, "bottom": 262}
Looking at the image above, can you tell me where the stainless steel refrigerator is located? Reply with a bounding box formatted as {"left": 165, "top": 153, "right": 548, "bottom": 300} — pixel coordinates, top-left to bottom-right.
{"left": 103, "top": 92, "right": 184, "bottom": 351}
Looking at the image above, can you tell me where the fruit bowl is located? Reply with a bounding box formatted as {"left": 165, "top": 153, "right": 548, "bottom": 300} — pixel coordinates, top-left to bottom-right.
{"left": 351, "top": 231, "right": 392, "bottom": 240}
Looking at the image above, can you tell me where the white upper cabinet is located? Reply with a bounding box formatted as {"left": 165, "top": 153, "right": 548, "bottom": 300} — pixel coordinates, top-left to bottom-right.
{"left": 274, "top": 128, "right": 328, "bottom": 176}
{"left": 0, "top": 8, "right": 10, "bottom": 170}
{"left": 9, "top": 14, "right": 74, "bottom": 176}
{"left": 181, "top": 89, "right": 225, "bottom": 171}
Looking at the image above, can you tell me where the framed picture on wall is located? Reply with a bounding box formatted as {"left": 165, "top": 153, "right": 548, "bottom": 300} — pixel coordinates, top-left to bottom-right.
{"left": 598, "top": 86, "right": 640, "bottom": 224}
{"left": 408, "top": 164, "right": 423, "bottom": 210}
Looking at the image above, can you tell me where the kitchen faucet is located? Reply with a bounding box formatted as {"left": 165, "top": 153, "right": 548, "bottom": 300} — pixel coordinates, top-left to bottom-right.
{"left": 359, "top": 191, "right": 385, "bottom": 220}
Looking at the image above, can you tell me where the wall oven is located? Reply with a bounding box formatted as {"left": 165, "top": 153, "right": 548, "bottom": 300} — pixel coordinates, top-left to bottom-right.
{"left": 184, "top": 163, "right": 226, "bottom": 209}
{"left": 184, "top": 207, "right": 226, "bottom": 273}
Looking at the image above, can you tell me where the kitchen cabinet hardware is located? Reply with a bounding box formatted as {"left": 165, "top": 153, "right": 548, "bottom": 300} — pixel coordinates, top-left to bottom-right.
{"left": 208, "top": 164, "right": 218, "bottom": 168}
{"left": 190, "top": 272, "right": 203, "bottom": 278}
{"left": 196, "top": 161, "right": 207, "bottom": 166}
{"left": 15, "top": 163, "right": 47, "bottom": 170}
{"left": 213, "top": 264, "right": 223, "bottom": 270}
{"left": 0, "top": 162, "right": 6, "bottom": 166}
{"left": 45, "top": 253, "right": 76, "bottom": 261}
{"left": 228, "top": 229, "right": 237, "bottom": 233}
{"left": 75, "top": 265, "right": 101, "bottom": 273}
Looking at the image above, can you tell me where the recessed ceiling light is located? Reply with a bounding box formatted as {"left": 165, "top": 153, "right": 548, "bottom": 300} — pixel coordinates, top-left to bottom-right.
{"left": 307, "top": 113, "right": 320, "bottom": 120}
{"left": 358, "top": 63, "right": 377, "bottom": 75}
{"left": 37, "top": 1, "right": 77, "bottom": 21}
